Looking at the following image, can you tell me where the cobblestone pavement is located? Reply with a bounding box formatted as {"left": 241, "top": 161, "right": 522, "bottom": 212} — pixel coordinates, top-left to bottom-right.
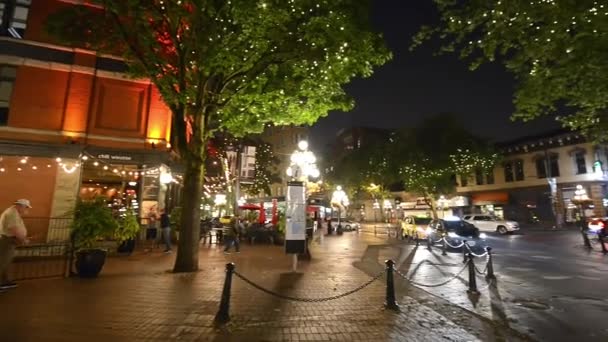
{"left": 0, "top": 230, "right": 528, "bottom": 341}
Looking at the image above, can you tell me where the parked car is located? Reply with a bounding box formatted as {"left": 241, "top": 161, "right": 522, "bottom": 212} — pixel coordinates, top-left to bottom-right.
{"left": 401, "top": 216, "right": 433, "bottom": 239}
{"left": 427, "top": 218, "right": 482, "bottom": 247}
{"left": 463, "top": 214, "right": 519, "bottom": 235}
{"left": 330, "top": 218, "right": 359, "bottom": 231}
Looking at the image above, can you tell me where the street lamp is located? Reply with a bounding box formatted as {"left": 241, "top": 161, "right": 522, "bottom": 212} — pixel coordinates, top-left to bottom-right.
{"left": 286, "top": 140, "right": 320, "bottom": 181}
{"left": 571, "top": 184, "right": 593, "bottom": 248}
{"left": 332, "top": 185, "right": 349, "bottom": 234}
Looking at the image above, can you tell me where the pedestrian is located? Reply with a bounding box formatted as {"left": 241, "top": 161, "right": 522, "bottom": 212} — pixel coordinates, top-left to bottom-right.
{"left": 223, "top": 216, "right": 242, "bottom": 254}
{"left": 159, "top": 209, "right": 171, "bottom": 253}
{"left": 0, "top": 199, "right": 31, "bottom": 291}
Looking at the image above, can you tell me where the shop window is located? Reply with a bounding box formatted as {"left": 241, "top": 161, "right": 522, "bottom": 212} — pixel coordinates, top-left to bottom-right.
{"left": 514, "top": 160, "right": 524, "bottom": 181}
{"left": 0, "top": 0, "right": 31, "bottom": 38}
{"left": 486, "top": 170, "right": 495, "bottom": 184}
{"left": 504, "top": 162, "right": 514, "bottom": 182}
{"left": 574, "top": 151, "right": 587, "bottom": 174}
{"left": 460, "top": 174, "right": 468, "bottom": 187}
{"left": 536, "top": 155, "right": 560, "bottom": 178}
{"left": 475, "top": 169, "right": 484, "bottom": 185}
{"left": 0, "top": 65, "right": 16, "bottom": 126}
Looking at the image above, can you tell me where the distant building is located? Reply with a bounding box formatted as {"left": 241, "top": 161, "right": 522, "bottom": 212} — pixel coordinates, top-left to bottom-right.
{"left": 456, "top": 129, "right": 608, "bottom": 225}
{"left": 259, "top": 125, "right": 308, "bottom": 197}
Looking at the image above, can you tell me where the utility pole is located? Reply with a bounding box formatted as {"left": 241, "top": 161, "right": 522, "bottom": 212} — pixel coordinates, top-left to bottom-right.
{"left": 545, "top": 148, "right": 562, "bottom": 229}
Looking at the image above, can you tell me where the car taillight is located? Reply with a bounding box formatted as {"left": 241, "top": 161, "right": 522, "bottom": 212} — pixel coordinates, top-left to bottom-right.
{"left": 599, "top": 221, "right": 605, "bottom": 228}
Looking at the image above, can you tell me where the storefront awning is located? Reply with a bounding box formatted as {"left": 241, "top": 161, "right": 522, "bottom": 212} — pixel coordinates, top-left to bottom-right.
{"left": 472, "top": 192, "right": 509, "bottom": 205}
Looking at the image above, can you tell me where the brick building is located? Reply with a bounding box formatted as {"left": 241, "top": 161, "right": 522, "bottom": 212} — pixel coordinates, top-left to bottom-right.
{"left": 0, "top": 0, "right": 175, "bottom": 241}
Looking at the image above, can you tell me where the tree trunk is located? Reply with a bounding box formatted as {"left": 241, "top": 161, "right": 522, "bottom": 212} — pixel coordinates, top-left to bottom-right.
{"left": 173, "top": 155, "right": 203, "bottom": 273}
{"left": 424, "top": 192, "right": 439, "bottom": 220}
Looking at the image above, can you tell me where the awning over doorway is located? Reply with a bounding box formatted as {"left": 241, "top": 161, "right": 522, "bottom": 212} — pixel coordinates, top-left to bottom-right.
{"left": 472, "top": 192, "right": 509, "bottom": 205}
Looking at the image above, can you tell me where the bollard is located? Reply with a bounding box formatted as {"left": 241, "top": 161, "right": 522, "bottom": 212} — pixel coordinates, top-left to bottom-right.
{"left": 415, "top": 231, "right": 419, "bottom": 247}
{"left": 384, "top": 260, "right": 400, "bottom": 311}
{"left": 467, "top": 253, "right": 479, "bottom": 294}
{"left": 374, "top": 224, "right": 377, "bottom": 236}
{"left": 598, "top": 231, "right": 608, "bottom": 254}
{"left": 441, "top": 234, "right": 447, "bottom": 256}
{"left": 581, "top": 227, "right": 592, "bottom": 249}
{"left": 462, "top": 240, "right": 468, "bottom": 263}
{"left": 427, "top": 235, "right": 432, "bottom": 251}
{"left": 214, "top": 263, "right": 235, "bottom": 324}
{"left": 485, "top": 247, "right": 496, "bottom": 281}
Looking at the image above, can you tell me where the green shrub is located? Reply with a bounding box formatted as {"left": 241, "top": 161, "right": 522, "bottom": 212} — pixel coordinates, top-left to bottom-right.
{"left": 115, "top": 209, "right": 140, "bottom": 243}
{"left": 71, "top": 197, "right": 118, "bottom": 249}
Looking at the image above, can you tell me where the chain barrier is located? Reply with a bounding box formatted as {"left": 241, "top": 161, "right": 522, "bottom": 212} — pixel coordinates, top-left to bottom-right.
{"left": 464, "top": 243, "right": 489, "bottom": 258}
{"left": 443, "top": 237, "right": 465, "bottom": 249}
{"left": 474, "top": 255, "right": 490, "bottom": 275}
{"left": 233, "top": 270, "right": 385, "bottom": 303}
{"left": 393, "top": 262, "right": 469, "bottom": 288}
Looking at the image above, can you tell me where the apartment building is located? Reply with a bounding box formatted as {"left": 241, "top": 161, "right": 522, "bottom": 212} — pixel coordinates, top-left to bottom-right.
{"left": 0, "top": 0, "right": 174, "bottom": 240}
{"left": 456, "top": 130, "right": 608, "bottom": 225}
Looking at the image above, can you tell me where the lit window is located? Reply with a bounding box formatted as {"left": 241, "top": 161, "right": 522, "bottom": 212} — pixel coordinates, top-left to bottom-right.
{"left": 0, "top": 65, "right": 17, "bottom": 126}
{"left": 0, "top": 0, "right": 31, "bottom": 38}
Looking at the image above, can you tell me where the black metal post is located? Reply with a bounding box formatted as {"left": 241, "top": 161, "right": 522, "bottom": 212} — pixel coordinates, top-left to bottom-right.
{"left": 214, "top": 263, "right": 235, "bottom": 324}
{"left": 485, "top": 247, "right": 496, "bottom": 281}
{"left": 415, "top": 231, "right": 419, "bottom": 247}
{"left": 68, "top": 231, "right": 76, "bottom": 276}
{"left": 467, "top": 253, "right": 479, "bottom": 294}
{"left": 598, "top": 230, "right": 608, "bottom": 254}
{"left": 441, "top": 234, "right": 447, "bottom": 256}
{"left": 426, "top": 235, "right": 432, "bottom": 251}
{"left": 580, "top": 204, "right": 592, "bottom": 249}
{"left": 462, "top": 240, "right": 468, "bottom": 263}
{"left": 384, "top": 260, "right": 399, "bottom": 311}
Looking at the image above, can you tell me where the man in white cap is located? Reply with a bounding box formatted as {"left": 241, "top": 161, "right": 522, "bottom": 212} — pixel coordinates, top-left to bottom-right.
{"left": 0, "top": 199, "right": 31, "bottom": 291}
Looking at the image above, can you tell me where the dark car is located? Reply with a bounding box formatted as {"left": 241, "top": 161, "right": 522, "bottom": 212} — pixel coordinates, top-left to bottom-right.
{"left": 427, "top": 218, "right": 483, "bottom": 248}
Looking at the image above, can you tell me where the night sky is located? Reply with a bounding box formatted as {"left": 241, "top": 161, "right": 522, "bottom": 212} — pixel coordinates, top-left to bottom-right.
{"left": 309, "top": 1, "right": 558, "bottom": 152}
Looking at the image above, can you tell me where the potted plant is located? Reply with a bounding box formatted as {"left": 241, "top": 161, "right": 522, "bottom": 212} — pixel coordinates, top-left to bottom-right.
{"left": 71, "top": 197, "right": 118, "bottom": 278}
{"left": 273, "top": 212, "right": 286, "bottom": 245}
{"left": 115, "top": 208, "right": 140, "bottom": 254}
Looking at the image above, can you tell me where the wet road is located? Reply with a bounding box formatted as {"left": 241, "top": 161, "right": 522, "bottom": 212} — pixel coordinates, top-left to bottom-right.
{"left": 484, "top": 228, "right": 608, "bottom": 341}
{"left": 361, "top": 223, "right": 608, "bottom": 341}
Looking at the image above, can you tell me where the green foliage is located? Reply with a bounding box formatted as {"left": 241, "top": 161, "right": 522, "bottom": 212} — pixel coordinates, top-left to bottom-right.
{"left": 47, "top": 0, "right": 390, "bottom": 269}
{"left": 243, "top": 141, "right": 280, "bottom": 197}
{"left": 71, "top": 197, "right": 119, "bottom": 250}
{"left": 390, "top": 115, "right": 499, "bottom": 208}
{"left": 413, "top": 0, "right": 608, "bottom": 141}
{"left": 276, "top": 211, "right": 286, "bottom": 235}
{"left": 114, "top": 209, "right": 140, "bottom": 243}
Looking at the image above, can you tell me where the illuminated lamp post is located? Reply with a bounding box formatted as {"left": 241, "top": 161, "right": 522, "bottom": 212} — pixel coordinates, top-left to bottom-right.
{"left": 331, "top": 185, "right": 349, "bottom": 235}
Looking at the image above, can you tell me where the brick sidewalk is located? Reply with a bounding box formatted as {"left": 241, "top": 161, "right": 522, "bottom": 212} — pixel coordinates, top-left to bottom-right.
{"left": 0, "top": 232, "right": 528, "bottom": 341}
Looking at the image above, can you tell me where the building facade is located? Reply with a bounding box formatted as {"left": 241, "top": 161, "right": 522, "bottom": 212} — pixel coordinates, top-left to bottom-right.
{"left": 259, "top": 125, "right": 308, "bottom": 198}
{"left": 456, "top": 130, "right": 608, "bottom": 226}
{"left": 0, "top": 0, "right": 174, "bottom": 241}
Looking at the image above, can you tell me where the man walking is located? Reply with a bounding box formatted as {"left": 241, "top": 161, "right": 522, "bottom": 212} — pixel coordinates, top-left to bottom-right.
{"left": 223, "top": 216, "right": 243, "bottom": 254}
{"left": 0, "top": 199, "right": 31, "bottom": 291}
{"left": 159, "top": 209, "right": 171, "bottom": 253}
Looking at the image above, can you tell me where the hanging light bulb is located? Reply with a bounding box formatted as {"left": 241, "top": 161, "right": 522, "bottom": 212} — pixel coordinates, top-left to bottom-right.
{"left": 55, "top": 157, "right": 62, "bottom": 163}
{"left": 0, "top": 168, "right": 5, "bottom": 172}
{"left": 93, "top": 161, "right": 99, "bottom": 166}
{"left": 20, "top": 158, "right": 27, "bottom": 164}
{"left": 17, "top": 167, "right": 22, "bottom": 171}
{"left": 103, "top": 165, "right": 109, "bottom": 170}
{"left": 47, "top": 164, "right": 51, "bottom": 168}
{"left": 82, "top": 156, "right": 88, "bottom": 161}
{"left": 31, "top": 166, "right": 37, "bottom": 170}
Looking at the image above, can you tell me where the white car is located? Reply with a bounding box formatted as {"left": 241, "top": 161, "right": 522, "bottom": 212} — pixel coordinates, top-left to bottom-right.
{"left": 463, "top": 215, "right": 519, "bottom": 235}
{"left": 330, "top": 218, "right": 359, "bottom": 231}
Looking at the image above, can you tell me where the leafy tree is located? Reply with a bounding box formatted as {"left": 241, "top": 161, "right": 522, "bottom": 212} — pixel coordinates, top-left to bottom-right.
{"left": 412, "top": 0, "right": 608, "bottom": 141}
{"left": 47, "top": 1, "right": 390, "bottom": 271}
{"left": 389, "top": 115, "right": 499, "bottom": 218}
{"left": 242, "top": 141, "right": 281, "bottom": 197}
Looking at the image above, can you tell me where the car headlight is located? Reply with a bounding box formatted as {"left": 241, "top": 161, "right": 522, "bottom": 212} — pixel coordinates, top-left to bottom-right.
{"left": 425, "top": 227, "right": 433, "bottom": 234}
{"left": 447, "top": 232, "right": 458, "bottom": 238}
{"left": 479, "top": 233, "right": 487, "bottom": 239}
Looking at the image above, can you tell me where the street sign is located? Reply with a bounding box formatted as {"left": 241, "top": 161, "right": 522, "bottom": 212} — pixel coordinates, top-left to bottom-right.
{"left": 285, "top": 181, "right": 306, "bottom": 254}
